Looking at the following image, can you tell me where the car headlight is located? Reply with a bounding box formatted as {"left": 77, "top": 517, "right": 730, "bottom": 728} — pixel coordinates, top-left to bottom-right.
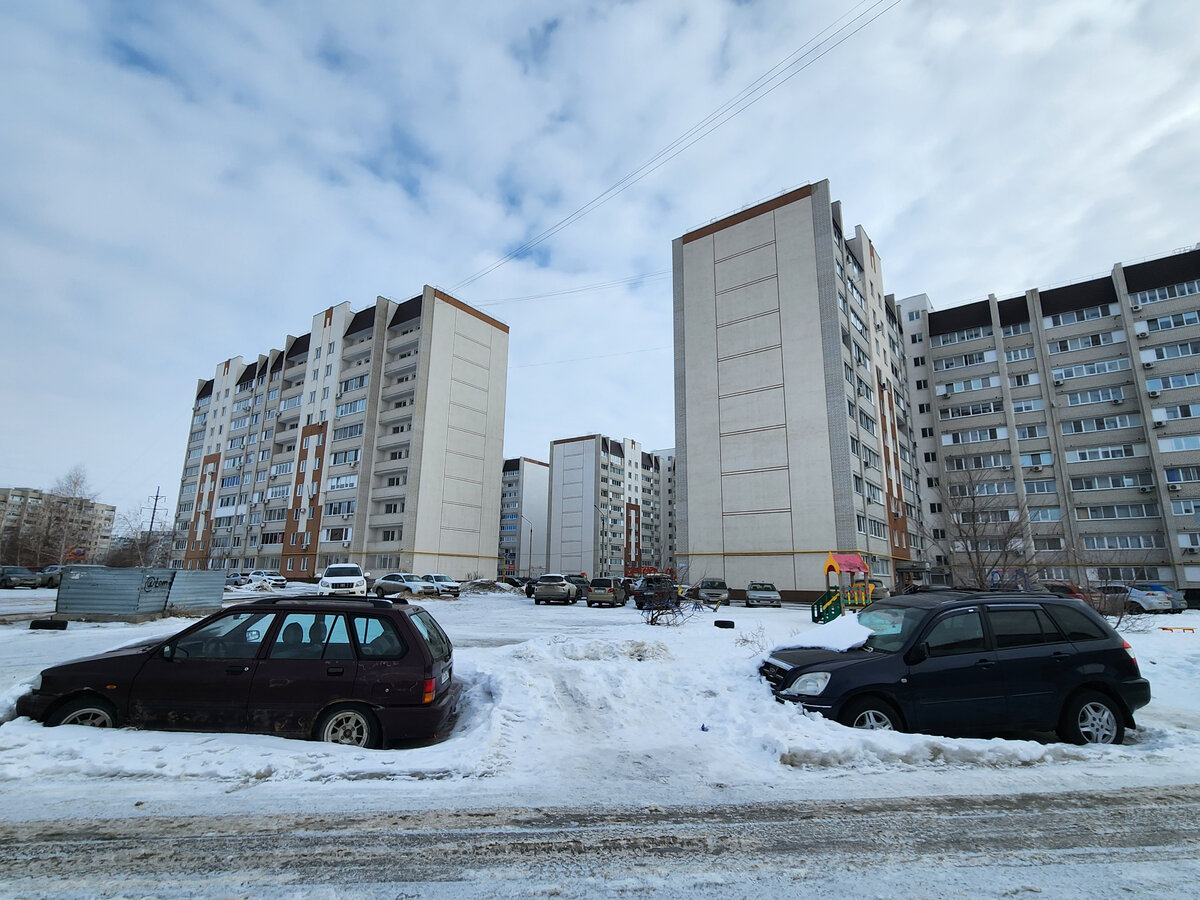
{"left": 356, "top": 579, "right": 365, "bottom": 586}
{"left": 779, "top": 671, "right": 831, "bottom": 698}
{"left": 319, "top": 580, "right": 329, "bottom": 588}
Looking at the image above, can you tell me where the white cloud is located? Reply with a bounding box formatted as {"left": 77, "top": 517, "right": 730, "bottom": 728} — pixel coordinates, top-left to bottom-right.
{"left": 0, "top": 0, "right": 1196, "bottom": 519}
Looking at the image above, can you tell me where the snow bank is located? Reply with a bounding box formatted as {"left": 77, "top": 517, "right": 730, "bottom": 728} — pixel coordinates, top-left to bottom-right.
{"left": 781, "top": 613, "right": 872, "bottom": 651}
{"left": 0, "top": 597, "right": 1197, "bottom": 817}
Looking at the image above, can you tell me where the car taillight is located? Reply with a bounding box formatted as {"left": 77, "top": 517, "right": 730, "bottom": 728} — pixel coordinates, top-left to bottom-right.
{"left": 422, "top": 678, "right": 436, "bottom": 704}
{"left": 1123, "top": 639, "right": 1139, "bottom": 671}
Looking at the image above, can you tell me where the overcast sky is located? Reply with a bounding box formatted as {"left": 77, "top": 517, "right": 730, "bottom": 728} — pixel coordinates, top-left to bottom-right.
{"left": 1, "top": 0, "right": 1197, "bottom": 526}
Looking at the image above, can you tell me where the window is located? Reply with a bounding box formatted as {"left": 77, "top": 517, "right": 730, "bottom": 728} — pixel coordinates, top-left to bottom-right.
{"left": 1045, "top": 304, "right": 1114, "bottom": 328}
{"left": 1075, "top": 503, "right": 1159, "bottom": 520}
{"left": 987, "top": 607, "right": 1060, "bottom": 648}
{"left": 924, "top": 610, "right": 985, "bottom": 656}
{"left": 352, "top": 616, "right": 408, "bottom": 659}
{"left": 1051, "top": 357, "right": 1131, "bottom": 381}
{"left": 1130, "top": 278, "right": 1200, "bottom": 307}
{"left": 930, "top": 325, "right": 992, "bottom": 348}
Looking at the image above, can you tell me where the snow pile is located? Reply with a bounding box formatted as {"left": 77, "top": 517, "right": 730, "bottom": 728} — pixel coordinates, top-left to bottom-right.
{"left": 0, "top": 594, "right": 1197, "bottom": 818}
{"left": 781, "top": 613, "right": 872, "bottom": 651}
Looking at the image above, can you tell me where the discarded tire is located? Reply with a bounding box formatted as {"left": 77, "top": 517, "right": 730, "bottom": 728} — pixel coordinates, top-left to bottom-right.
{"left": 29, "top": 619, "right": 68, "bottom": 630}
{"left": 714, "top": 619, "right": 735, "bottom": 629}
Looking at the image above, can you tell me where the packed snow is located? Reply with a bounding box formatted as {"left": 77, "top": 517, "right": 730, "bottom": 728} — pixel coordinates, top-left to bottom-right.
{"left": 2, "top": 585, "right": 1199, "bottom": 826}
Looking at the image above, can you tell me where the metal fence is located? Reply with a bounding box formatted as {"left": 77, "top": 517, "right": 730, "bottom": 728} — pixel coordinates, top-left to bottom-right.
{"left": 55, "top": 567, "right": 222, "bottom": 620}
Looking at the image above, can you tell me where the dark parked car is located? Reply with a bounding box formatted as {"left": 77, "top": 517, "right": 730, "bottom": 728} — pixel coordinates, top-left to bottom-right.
{"left": 16, "top": 597, "right": 459, "bottom": 748}
{"left": 0, "top": 566, "right": 41, "bottom": 589}
{"left": 565, "top": 575, "right": 591, "bottom": 601}
{"left": 631, "top": 575, "right": 677, "bottom": 610}
{"left": 759, "top": 590, "right": 1150, "bottom": 745}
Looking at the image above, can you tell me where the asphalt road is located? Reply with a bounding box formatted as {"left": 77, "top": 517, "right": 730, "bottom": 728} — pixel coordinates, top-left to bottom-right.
{"left": 3, "top": 785, "right": 1200, "bottom": 898}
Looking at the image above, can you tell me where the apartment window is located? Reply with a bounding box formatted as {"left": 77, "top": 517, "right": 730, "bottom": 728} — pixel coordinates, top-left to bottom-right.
{"left": 1075, "top": 503, "right": 1159, "bottom": 520}
{"left": 381, "top": 530, "right": 397, "bottom": 541}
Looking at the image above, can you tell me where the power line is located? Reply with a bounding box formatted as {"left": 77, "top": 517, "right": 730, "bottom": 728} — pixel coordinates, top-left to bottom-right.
{"left": 451, "top": 0, "right": 905, "bottom": 292}
{"left": 474, "top": 270, "right": 670, "bottom": 307}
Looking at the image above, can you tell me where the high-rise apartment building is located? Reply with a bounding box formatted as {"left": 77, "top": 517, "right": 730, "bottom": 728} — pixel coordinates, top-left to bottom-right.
{"left": 0, "top": 487, "right": 116, "bottom": 565}
{"left": 171, "top": 287, "right": 508, "bottom": 580}
{"left": 499, "top": 457, "right": 549, "bottom": 578}
{"left": 546, "top": 435, "right": 674, "bottom": 578}
{"left": 901, "top": 246, "right": 1200, "bottom": 592}
{"left": 673, "top": 181, "right": 921, "bottom": 594}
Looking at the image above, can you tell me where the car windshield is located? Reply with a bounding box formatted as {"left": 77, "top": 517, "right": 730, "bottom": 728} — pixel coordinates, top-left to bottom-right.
{"left": 700, "top": 580, "right": 726, "bottom": 589}
{"left": 857, "top": 603, "right": 933, "bottom": 653}
{"left": 325, "top": 566, "right": 361, "bottom": 578}
{"left": 748, "top": 583, "right": 775, "bottom": 591}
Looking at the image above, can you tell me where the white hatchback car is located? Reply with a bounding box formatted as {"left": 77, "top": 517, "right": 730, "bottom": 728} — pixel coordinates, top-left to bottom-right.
{"left": 1099, "top": 583, "right": 1172, "bottom": 614}
{"left": 317, "top": 564, "right": 370, "bottom": 597}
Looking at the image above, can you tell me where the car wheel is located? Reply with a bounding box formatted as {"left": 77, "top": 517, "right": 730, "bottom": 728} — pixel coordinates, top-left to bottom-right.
{"left": 376, "top": 587, "right": 387, "bottom": 598}
{"left": 587, "top": 600, "right": 594, "bottom": 607}
{"left": 316, "top": 704, "right": 380, "bottom": 749}
{"left": 47, "top": 695, "right": 120, "bottom": 729}
{"left": 534, "top": 598, "right": 542, "bottom": 604}
{"left": 1125, "top": 602, "right": 1144, "bottom": 615}
{"left": 1058, "top": 691, "right": 1124, "bottom": 745}
{"left": 0, "top": 579, "right": 11, "bottom": 589}
{"left": 838, "top": 697, "right": 902, "bottom": 732}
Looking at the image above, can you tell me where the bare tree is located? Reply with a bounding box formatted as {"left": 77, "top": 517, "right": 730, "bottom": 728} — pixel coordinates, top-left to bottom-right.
{"left": 934, "top": 456, "right": 1034, "bottom": 589}
{"left": 42, "top": 466, "right": 101, "bottom": 565}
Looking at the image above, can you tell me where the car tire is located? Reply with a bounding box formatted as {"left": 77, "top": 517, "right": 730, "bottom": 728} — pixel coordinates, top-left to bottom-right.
{"left": 838, "top": 696, "right": 902, "bottom": 732}
{"left": 376, "top": 588, "right": 387, "bottom": 598}
{"left": 47, "top": 695, "right": 120, "bottom": 729}
{"left": 534, "top": 598, "right": 542, "bottom": 605}
{"left": 1058, "top": 690, "right": 1124, "bottom": 745}
{"left": 315, "top": 704, "right": 381, "bottom": 749}
{"left": 1125, "top": 602, "right": 1144, "bottom": 615}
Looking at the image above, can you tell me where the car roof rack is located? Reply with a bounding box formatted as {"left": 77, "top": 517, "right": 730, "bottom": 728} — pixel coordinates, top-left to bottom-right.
{"left": 240, "top": 596, "right": 394, "bottom": 609}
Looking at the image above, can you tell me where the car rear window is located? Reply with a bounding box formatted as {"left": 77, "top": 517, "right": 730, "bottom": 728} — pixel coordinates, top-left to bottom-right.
{"left": 410, "top": 609, "right": 451, "bottom": 659}
{"left": 1043, "top": 604, "right": 1108, "bottom": 642}
{"left": 352, "top": 616, "right": 409, "bottom": 660}
{"left": 591, "top": 578, "right": 613, "bottom": 588}
{"left": 987, "top": 607, "right": 1064, "bottom": 648}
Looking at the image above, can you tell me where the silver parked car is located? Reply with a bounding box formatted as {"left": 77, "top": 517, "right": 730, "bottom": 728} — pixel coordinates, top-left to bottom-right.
{"left": 745, "top": 582, "right": 782, "bottom": 607}
{"left": 374, "top": 572, "right": 438, "bottom": 599}
{"left": 533, "top": 574, "right": 579, "bottom": 604}
{"left": 695, "top": 579, "right": 730, "bottom": 607}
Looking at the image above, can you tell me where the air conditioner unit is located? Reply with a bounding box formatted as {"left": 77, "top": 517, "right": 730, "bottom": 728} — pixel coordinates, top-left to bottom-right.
{"left": 1143, "top": 361, "right": 1155, "bottom": 369}
{"left": 350, "top": 460, "right": 358, "bottom": 468}
{"left": 1030, "top": 465, "right": 1043, "bottom": 472}
{"left": 342, "top": 540, "right": 351, "bottom": 547}
{"left": 1130, "top": 304, "right": 1142, "bottom": 312}
{"left": 1168, "top": 484, "right": 1180, "bottom": 492}
{"left": 342, "top": 514, "right": 351, "bottom": 520}
{"left": 1154, "top": 421, "right": 1167, "bottom": 429}
{"left": 1139, "top": 486, "right": 1153, "bottom": 493}
{"left": 1111, "top": 398, "right": 1123, "bottom": 405}
{"left": 1136, "top": 331, "right": 1148, "bottom": 340}
{"left": 1148, "top": 390, "right": 1161, "bottom": 398}
{"left": 1053, "top": 378, "right": 1064, "bottom": 386}
{"left": 1001, "top": 465, "right": 1012, "bottom": 471}
{"left": 1185, "top": 547, "right": 1197, "bottom": 554}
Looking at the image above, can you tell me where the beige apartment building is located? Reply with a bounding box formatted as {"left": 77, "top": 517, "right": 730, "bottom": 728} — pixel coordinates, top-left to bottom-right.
{"left": 0, "top": 487, "right": 116, "bottom": 565}
{"left": 499, "top": 456, "right": 549, "bottom": 578}
{"left": 902, "top": 246, "right": 1200, "bottom": 593}
{"left": 171, "top": 287, "right": 508, "bottom": 580}
{"left": 673, "top": 181, "right": 921, "bottom": 595}
{"left": 545, "top": 435, "right": 674, "bottom": 579}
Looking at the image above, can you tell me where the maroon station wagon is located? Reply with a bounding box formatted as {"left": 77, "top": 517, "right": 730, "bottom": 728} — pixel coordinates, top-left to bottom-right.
{"left": 16, "top": 597, "right": 459, "bottom": 748}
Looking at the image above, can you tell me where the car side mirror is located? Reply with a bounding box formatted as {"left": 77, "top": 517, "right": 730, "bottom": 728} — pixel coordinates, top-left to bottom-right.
{"left": 907, "top": 642, "right": 929, "bottom": 665}
{"left": 162, "top": 643, "right": 176, "bottom": 661}
{"left": 364, "top": 572, "right": 372, "bottom": 579}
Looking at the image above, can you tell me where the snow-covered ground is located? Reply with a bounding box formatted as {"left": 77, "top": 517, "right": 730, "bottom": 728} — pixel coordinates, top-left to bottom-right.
{"left": 2, "top": 584, "right": 1199, "bottom": 827}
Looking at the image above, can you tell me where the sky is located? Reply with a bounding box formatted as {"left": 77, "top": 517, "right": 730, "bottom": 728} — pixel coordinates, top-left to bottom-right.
{"left": 1, "top": 0, "right": 1198, "bottom": 526}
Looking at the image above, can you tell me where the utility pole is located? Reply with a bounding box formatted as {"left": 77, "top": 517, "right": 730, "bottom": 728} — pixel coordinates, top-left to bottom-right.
{"left": 145, "top": 486, "right": 167, "bottom": 566}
